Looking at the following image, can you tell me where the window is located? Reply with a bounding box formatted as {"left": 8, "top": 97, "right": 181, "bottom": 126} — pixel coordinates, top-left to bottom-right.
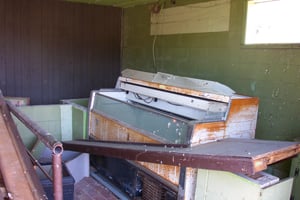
{"left": 245, "top": 0, "right": 300, "bottom": 45}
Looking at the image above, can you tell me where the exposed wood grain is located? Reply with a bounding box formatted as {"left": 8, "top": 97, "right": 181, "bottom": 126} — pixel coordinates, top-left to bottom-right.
{"left": 90, "top": 112, "right": 160, "bottom": 143}
{"left": 151, "top": 0, "right": 230, "bottom": 35}
{"left": 89, "top": 112, "right": 182, "bottom": 185}
{"left": 190, "top": 97, "right": 259, "bottom": 145}
{"left": 0, "top": 1, "right": 5, "bottom": 92}
{"left": 138, "top": 162, "right": 181, "bottom": 185}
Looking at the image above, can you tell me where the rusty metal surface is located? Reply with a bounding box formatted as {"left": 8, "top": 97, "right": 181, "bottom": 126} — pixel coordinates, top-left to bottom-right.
{"left": 0, "top": 171, "right": 7, "bottom": 199}
{"left": 63, "top": 138, "right": 300, "bottom": 175}
{"left": 27, "top": 149, "right": 53, "bottom": 182}
{"left": 0, "top": 92, "right": 47, "bottom": 200}
{"left": 6, "top": 99, "right": 64, "bottom": 200}
{"left": 1, "top": 91, "right": 64, "bottom": 200}
{"left": 52, "top": 154, "right": 63, "bottom": 200}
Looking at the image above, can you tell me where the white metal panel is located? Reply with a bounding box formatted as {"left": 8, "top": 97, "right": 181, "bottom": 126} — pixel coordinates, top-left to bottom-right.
{"left": 195, "top": 169, "right": 293, "bottom": 200}
{"left": 120, "top": 82, "right": 228, "bottom": 113}
{"left": 120, "top": 69, "right": 235, "bottom": 97}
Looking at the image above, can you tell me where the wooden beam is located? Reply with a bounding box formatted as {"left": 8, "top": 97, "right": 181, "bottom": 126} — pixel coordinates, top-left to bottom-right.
{"left": 63, "top": 138, "right": 300, "bottom": 175}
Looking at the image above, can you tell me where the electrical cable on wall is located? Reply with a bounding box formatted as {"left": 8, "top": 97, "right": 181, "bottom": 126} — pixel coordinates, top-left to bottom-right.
{"left": 152, "top": 34, "right": 157, "bottom": 71}
{"left": 151, "top": 0, "right": 165, "bottom": 72}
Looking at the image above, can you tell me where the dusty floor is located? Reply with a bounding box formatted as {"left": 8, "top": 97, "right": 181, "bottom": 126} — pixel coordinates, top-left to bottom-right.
{"left": 74, "top": 177, "right": 119, "bottom": 200}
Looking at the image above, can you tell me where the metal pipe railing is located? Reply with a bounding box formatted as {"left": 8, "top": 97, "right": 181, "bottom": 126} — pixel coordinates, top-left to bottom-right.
{"left": 0, "top": 95, "right": 47, "bottom": 200}
{"left": 7, "top": 100, "right": 63, "bottom": 152}
{"left": 5, "top": 98, "right": 64, "bottom": 200}
{"left": 27, "top": 149, "right": 53, "bottom": 182}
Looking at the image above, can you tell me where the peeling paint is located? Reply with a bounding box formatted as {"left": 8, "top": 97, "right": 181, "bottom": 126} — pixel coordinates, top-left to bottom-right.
{"left": 265, "top": 67, "right": 271, "bottom": 75}
{"left": 250, "top": 81, "right": 256, "bottom": 92}
{"left": 272, "top": 88, "right": 280, "bottom": 98}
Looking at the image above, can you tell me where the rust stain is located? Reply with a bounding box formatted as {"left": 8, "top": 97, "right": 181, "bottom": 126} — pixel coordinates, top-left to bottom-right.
{"left": 194, "top": 122, "right": 225, "bottom": 133}
{"left": 227, "top": 97, "right": 259, "bottom": 122}
{"left": 255, "top": 144, "right": 300, "bottom": 166}
{"left": 191, "top": 122, "right": 226, "bottom": 145}
{"left": 191, "top": 97, "right": 259, "bottom": 145}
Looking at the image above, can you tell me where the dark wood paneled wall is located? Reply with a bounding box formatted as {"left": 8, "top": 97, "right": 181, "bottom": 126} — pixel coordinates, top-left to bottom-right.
{"left": 0, "top": 0, "right": 121, "bottom": 104}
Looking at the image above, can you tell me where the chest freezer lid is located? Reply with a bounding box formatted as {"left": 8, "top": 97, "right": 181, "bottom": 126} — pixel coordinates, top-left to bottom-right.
{"left": 119, "top": 69, "right": 236, "bottom": 103}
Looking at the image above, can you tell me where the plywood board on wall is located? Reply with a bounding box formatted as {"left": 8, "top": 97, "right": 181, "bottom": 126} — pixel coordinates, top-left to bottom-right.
{"left": 150, "top": 0, "right": 231, "bottom": 35}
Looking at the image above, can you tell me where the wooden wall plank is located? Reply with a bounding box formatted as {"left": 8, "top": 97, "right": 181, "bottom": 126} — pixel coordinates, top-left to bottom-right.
{"left": 71, "top": 3, "right": 84, "bottom": 98}
{"left": 4, "top": 0, "right": 17, "bottom": 96}
{"left": 19, "top": 0, "right": 30, "bottom": 98}
{"left": 151, "top": 0, "right": 231, "bottom": 35}
{"left": 0, "top": 1, "right": 6, "bottom": 93}
{"left": 41, "top": 0, "right": 51, "bottom": 103}
{"left": 28, "top": 0, "right": 43, "bottom": 104}
{"left": 12, "top": 0, "right": 22, "bottom": 96}
{"left": 0, "top": 0, "right": 121, "bottom": 104}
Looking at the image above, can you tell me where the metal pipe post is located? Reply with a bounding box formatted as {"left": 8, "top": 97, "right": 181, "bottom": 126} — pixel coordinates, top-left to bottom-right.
{"left": 52, "top": 144, "right": 63, "bottom": 200}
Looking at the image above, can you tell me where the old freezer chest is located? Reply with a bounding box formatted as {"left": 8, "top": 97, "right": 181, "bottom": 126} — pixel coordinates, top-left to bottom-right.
{"left": 78, "top": 69, "right": 300, "bottom": 200}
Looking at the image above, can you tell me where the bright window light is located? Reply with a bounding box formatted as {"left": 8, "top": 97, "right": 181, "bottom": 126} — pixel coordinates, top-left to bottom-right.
{"left": 245, "top": 0, "right": 300, "bottom": 45}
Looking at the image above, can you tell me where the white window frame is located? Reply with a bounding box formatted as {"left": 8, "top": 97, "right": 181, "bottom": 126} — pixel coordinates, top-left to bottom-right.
{"left": 245, "top": 0, "right": 300, "bottom": 46}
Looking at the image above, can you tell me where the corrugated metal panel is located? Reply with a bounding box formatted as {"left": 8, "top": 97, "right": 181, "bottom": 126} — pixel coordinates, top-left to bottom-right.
{"left": 0, "top": 0, "right": 121, "bottom": 104}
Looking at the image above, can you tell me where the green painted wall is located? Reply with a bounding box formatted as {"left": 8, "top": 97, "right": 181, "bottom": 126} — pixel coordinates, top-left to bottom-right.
{"left": 122, "top": 0, "right": 300, "bottom": 142}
